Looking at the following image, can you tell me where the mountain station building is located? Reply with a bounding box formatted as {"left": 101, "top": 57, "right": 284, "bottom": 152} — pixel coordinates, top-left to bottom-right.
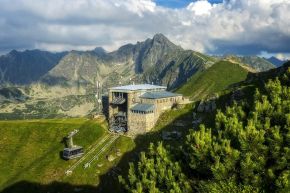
{"left": 108, "top": 84, "right": 184, "bottom": 135}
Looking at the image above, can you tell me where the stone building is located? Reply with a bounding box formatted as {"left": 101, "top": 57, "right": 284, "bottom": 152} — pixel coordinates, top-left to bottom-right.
{"left": 108, "top": 84, "right": 183, "bottom": 135}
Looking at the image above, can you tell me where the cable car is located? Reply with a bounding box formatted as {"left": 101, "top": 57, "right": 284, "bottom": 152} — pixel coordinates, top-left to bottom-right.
{"left": 62, "top": 129, "right": 84, "bottom": 160}
{"left": 63, "top": 146, "right": 84, "bottom": 160}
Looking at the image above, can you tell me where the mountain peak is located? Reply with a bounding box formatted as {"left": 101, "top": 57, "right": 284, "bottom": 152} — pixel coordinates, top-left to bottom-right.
{"left": 267, "top": 56, "right": 286, "bottom": 67}
{"left": 152, "top": 33, "right": 168, "bottom": 41}
{"left": 9, "top": 49, "right": 19, "bottom": 55}
{"left": 93, "top": 47, "right": 106, "bottom": 54}
{"left": 151, "top": 33, "right": 182, "bottom": 51}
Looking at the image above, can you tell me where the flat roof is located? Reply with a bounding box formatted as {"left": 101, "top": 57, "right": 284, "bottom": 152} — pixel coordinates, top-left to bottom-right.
{"left": 109, "top": 84, "right": 166, "bottom": 91}
{"left": 140, "top": 91, "right": 182, "bottom": 99}
{"left": 130, "top": 103, "right": 155, "bottom": 112}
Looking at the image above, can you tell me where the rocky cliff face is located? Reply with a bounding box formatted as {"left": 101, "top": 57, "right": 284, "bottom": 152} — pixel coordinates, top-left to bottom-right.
{"left": 41, "top": 33, "right": 213, "bottom": 91}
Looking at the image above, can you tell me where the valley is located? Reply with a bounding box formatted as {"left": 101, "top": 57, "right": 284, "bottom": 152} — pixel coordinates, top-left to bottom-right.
{"left": 0, "top": 34, "right": 288, "bottom": 193}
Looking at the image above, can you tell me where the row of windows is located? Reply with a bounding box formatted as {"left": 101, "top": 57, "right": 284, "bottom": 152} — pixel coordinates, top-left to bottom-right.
{"left": 136, "top": 97, "right": 178, "bottom": 104}
{"left": 131, "top": 110, "right": 154, "bottom": 114}
{"left": 157, "top": 97, "right": 177, "bottom": 103}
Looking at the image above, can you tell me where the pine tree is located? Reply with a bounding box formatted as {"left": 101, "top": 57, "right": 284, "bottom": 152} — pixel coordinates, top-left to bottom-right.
{"left": 119, "top": 142, "right": 192, "bottom": 193}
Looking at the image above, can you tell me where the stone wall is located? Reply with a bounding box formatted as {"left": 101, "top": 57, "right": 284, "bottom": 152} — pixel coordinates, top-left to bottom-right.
{"left": 127, "top": 111, "right": 156, "bottom": 135}
{"left": 108, "top": 91, "right": 114, "bottom": 120}
{"left": 155, "top": 96, "right": 183, "bottom": 115}
{"left": 127, "top": 95, "right": 183, "bottom": 135}
{"left": 108, "top": 88, "right": 184, "bottom": 136}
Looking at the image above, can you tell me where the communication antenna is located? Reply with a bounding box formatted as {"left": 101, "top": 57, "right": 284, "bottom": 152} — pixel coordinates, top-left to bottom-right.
{"left": 130, "top": 77, "right": 135, "bottom": 85}
{"left": 96, "top": 81, "right": 102, "bottom": 113}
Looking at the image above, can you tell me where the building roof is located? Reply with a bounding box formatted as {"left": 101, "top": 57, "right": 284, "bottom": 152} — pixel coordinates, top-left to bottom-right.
{"left": 109, "top": 84, "right": 166, "bottom": 91}
{"left": 140, "top": 91, "right": 182, "bottom": 99}
{"left": 130, "top": 103, "right": 155, "bottom": 112}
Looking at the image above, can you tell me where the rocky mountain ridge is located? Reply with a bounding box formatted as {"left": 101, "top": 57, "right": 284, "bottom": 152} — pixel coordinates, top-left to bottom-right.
{"left": 0, "top": 34, "right": 280, "bottom": 118}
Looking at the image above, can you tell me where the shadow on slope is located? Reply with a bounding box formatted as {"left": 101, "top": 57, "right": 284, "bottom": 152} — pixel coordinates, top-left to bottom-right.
{"left": 1, "top": 181, "right": 97, "bottom": 193}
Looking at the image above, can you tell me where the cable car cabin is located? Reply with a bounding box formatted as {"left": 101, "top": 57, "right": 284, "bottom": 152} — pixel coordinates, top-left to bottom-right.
{"left": 63, "top": 146, "right": 84, "bottom": 160}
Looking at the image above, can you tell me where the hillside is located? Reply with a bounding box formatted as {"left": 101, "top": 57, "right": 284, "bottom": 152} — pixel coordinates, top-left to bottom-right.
{"left": 176, "top": 61, "right": 249, "bottom": 100}
{"left": 0, "top": 118, "right": 134, "bottom": 193}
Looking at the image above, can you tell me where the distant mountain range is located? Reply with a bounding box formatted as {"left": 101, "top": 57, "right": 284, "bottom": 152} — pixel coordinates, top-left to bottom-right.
{"left": 0, "top": 33, "right": 283, "bottom": 118}
{"left": 0, "top": 33, "right": 279, "bottom": 87}
{"left": 266, "top": 56, "right": 288, "bottom": 67}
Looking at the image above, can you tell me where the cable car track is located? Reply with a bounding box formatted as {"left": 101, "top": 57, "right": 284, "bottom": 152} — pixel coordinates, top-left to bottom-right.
{"left": 84, "top": 134, "right": 119, "bottom": 167}
{"left": 65, "top": 134, "right": 113, "bottom": 175}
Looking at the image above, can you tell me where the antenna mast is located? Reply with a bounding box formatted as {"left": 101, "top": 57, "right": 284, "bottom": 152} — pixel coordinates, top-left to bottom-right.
{"left": 96, "top": 81, "right": 102, "bottom": 113}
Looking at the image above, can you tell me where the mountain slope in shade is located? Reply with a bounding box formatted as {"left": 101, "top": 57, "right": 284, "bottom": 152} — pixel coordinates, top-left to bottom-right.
{"left": 142, "top": 50, "right": 215, "bottom": 89}
{"left": 266, "top": 56, "right": 287, "bottom": 67}
{"left": 0, "top": 50, "right": 67, "bottom": 85}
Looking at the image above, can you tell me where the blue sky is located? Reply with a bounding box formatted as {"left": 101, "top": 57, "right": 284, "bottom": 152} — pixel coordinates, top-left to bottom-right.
{"left": 155, "top": 0, "right": 223, "bottom": 8}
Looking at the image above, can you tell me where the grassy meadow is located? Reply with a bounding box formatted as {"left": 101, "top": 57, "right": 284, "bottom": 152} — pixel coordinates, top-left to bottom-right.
{"left": 0, "top": 118, "right": 134, "bottom": 193}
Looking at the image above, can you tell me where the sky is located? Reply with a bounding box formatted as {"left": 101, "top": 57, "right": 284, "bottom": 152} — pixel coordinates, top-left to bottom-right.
{"left": 0, "top": 0, "right": 290, "bottom": 59}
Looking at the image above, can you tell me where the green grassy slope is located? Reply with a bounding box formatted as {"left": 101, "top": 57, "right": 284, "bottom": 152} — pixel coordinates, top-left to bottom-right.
{"left": 0, "top": 118, "right": 134, "bottom": 193}
{"left": 176, "top": 60, "right": 249, "bottom": 100}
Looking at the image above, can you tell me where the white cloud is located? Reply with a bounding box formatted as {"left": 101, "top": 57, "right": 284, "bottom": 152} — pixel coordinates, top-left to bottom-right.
{"left": 114, "top": 0, "right": 156, "bottom": 17}
{"left": 186, "top": 0, "right": 213, "bottom": 16}
{"left": 0, "top": 0, "right": 289, "bottom": 56}
{"left": 276, "top": 53, "right": 290, "bottom": 60}
{"left": 35, "top": 42, "right": 96, "bottom": 52}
